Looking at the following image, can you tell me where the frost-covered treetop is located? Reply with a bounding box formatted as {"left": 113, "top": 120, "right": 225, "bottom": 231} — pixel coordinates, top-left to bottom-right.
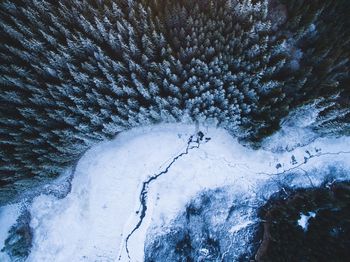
{"left": 0, "top": 0, "right": 349, "bottom": 204}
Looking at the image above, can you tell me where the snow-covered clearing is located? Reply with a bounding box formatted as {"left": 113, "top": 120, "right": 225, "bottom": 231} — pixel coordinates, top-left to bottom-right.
{"left": 1, "top": 123, "right": 350, "bottom": 261}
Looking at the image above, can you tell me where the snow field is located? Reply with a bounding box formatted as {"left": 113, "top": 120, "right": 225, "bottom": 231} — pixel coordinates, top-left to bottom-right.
{"left": 1, "top": 123, "right": 349, "bottom": 261}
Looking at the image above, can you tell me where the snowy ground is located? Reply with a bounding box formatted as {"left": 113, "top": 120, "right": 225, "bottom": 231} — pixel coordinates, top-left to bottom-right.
{"left": 0, "top": 123, "right": 350, "bottom": 261}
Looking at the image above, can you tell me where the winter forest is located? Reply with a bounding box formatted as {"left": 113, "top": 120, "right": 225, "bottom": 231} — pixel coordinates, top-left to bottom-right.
{"left": 0, "top": 0, "right": 349, "bottom": 261}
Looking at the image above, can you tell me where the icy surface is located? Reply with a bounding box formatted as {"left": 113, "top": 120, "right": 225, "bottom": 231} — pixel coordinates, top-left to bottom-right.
{"left": 298, "top": 212, "right": 316, "bottom": 231}
{"left": 2, "top": 124, "right": 349, "bottom": 261}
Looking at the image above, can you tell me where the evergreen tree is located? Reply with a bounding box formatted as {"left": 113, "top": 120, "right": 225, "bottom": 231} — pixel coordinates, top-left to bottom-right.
{"left": 0, "top": 0, "right": 349, "bottom": 204}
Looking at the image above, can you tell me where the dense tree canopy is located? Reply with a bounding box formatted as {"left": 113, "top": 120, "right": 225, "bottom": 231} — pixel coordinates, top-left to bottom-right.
{"left": 0, "top": 0, "right": 349, "bottom": 204}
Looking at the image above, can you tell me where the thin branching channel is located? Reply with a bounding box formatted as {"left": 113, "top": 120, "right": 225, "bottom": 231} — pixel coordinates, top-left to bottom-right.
{"left": 122, "top": 131, "right": 210, "bottom": 260}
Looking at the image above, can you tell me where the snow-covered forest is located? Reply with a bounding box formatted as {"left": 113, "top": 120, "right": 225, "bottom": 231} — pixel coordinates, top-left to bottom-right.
{"left": 0, "top": 0, "right": 349, "bottom": 261}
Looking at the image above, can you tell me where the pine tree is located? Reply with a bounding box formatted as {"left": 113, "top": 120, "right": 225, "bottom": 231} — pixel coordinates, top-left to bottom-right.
{"left": 0, "top": 0, "right": 349, "bottom": 204}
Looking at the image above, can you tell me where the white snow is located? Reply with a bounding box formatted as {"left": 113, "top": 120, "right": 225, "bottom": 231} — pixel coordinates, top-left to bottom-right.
{"left": 229, "top": 220, "right": 254, "bottom": 234}
{"left": 2, "top": 123, "right": 348, "bottom": 262}
{"left": 262, "top": 102, "right": 322, "bottom": 152}
{"left": 298, "top": 212, "right": 316, "bottom": 231}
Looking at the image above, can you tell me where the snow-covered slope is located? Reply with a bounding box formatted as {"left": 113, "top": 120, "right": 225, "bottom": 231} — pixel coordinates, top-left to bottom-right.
{"left": 1, "top": 124, "right": 350, "bottom": 261}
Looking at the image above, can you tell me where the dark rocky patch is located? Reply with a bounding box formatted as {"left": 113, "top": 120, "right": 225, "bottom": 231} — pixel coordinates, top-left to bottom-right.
{"left": 145, "top": 187, "right": 259, "bottom": 261}
{"left": 1, "top": 209, "right": 32, "bottom": 261}
{"left": 253, "top": 180, "right": 350, "bottom": 262}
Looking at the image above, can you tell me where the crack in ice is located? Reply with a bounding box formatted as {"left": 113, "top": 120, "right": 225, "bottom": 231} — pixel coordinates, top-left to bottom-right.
{"left": 258, "top": 150, "right": 350, "bottom": 177}
{"left": 122, "top": 131, "right": 210, "bottom": 261}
